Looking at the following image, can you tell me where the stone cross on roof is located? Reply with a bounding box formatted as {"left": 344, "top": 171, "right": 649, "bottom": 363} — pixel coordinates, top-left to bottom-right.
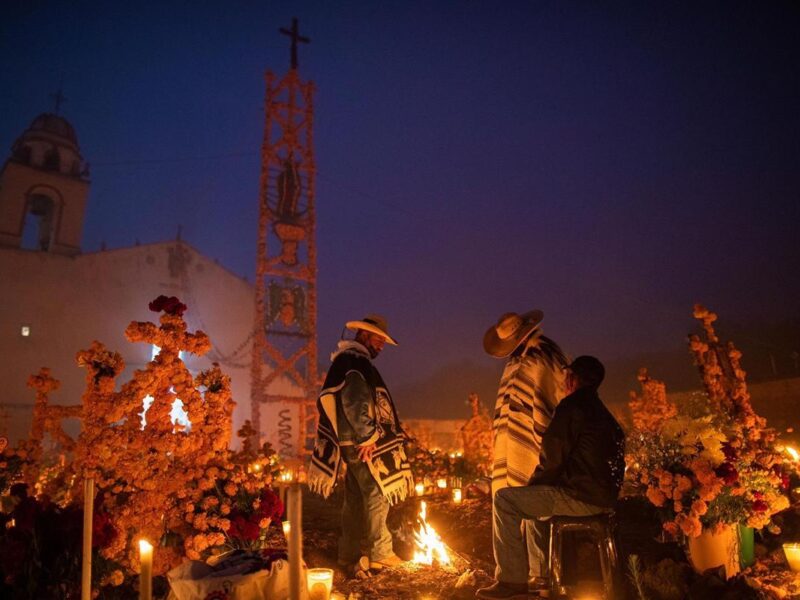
{"left": 50, "top": 87, "right": 66, "bottom": 115}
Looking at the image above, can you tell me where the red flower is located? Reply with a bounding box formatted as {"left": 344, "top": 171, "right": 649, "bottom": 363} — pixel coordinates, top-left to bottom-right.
{"left": 258, "top": 488, "right": 284, "bottom": 521}
{"left": 92, "top": 510, "right": 118, "bottom": 549}
{"left": 752, "top": 499, "right": 768, "bottom": 513}
{"left": 714, "top": 462, "right": 739, "bottom": 486}
{"left": 148, "top": 295, "right": 187, "bottom": 316}
{"left": 721, "top": 443, "right": 738, "bottom": 462}
{"left": 228, "top": 512, "right": 260, "bottom": 541}
{"left": 772, "top": 465, "right": 791, "bottom": 491}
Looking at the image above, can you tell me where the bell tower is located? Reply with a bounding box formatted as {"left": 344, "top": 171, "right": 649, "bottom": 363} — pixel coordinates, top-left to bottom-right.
{"left": 0, "top": 108, "right": 90, "bottom": 256}
{"left": 250, "top": 18, "right": 319, "bottom": 458}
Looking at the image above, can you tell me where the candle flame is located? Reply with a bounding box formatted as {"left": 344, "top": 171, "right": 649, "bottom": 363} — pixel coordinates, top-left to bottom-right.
{"left": 787, "top": 447, "right": 800, "bottom": 461}
{"left": 412, "top": 501, "right": 451, "bottom": 566}
{"left": 139, "top": 539, "right": 153, "bottom": 553}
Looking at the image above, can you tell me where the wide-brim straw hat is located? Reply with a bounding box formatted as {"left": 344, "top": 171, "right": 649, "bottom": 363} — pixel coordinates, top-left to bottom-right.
{"left": 345, "top": 314, "right": 398, "bottom": 345}
{"left": 483, "top": 309, "right": 544, "bottom": 357}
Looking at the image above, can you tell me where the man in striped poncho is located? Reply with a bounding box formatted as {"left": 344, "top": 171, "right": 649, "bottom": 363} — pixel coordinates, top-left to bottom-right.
{"left": 483, "top": 310, "right": 568, "bottom": 592}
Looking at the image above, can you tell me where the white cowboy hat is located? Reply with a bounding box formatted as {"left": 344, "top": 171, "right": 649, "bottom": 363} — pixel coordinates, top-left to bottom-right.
{"left": 345, "top": 314, "right": 398, "bottom": 345}
{"left": 482, "top": 309, "right": 544, "bottom": 357}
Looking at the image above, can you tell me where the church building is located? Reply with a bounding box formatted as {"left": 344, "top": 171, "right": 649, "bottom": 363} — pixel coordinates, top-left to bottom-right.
{"left": 0, "top": 113, "right": 266, "bottom": 446}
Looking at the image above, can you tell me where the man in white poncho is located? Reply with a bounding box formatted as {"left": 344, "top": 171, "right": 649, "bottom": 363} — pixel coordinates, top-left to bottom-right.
{"left": 483, "top": 310, "right": 568, "bottom": 592}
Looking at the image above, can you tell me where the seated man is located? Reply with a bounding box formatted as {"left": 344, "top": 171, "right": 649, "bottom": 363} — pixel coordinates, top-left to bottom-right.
{"left": 477, "top": 356, "right": 625, "bottom": 600}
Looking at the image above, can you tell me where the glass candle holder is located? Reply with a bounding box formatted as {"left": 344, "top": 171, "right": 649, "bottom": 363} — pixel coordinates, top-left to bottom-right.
{"left": 282, "top": 521, "right": 291, "bottom": 536}
{"left": 784, "top": 543, "right": 800, "bottom": 571}
{"left": 452, "top": 488, "right": 463, "bottom": 504}
{"left": 414, "top": 482, "right": 425, "bottom": 496}
{"left": 436, "top": 478, "right": 447, "bottom": 489}
{"left": 307, "top": 567, "right": 334, "bottom": 600}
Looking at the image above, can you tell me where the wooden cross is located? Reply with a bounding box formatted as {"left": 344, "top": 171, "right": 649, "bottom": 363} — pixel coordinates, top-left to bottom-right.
{"left": 279, "top": 17, "right": 310, "bottom": 70}
{"left": 50, "top": 88, "right": 67, "bottom": 115}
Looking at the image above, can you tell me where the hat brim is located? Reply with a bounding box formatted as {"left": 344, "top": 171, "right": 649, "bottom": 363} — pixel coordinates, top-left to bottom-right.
{"left": 482, "top": 309, "right": 544, "bottom": 358}
{"left": 345, "top": 320, "right": 399, "bottom": 345}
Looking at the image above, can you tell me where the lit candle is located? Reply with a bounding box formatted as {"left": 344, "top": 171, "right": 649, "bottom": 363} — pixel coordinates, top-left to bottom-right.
{"left": 415, "top": 482, "right": 425, "bottom": 496}
{"left": 784, "top": 543, "right": 800, "bottom": 571}
{"left": 452, "top": 488, "right": 463, "bottom": 504}
{"left": 436, "top": 478, "right": 447, "bottom": 489}
{"left": 287, "top": 484, "right": 303, "bottom": 600}
{"left": 283, "top": 520, "right": 291, "bottom": 536}
{"left": 307, "top": 567, "right": 334, "bottom": 600}
{"left": 139, "top": 539, "right": 153, "bottom": 600}
{"left": 81, "top": 477, "right": 95, "bottom": 600}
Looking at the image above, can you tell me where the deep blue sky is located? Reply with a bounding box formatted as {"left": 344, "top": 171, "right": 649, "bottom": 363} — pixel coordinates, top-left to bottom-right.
{"left": 2, "top": 1, "right": 799, "bottom": 402}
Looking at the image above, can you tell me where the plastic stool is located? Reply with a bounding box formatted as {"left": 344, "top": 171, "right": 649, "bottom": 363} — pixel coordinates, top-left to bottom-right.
{"left": 547, "top": 512, "right": 621, "bottom": 599}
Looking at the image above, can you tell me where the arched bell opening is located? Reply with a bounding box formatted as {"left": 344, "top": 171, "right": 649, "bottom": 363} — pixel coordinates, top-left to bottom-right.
{"left": 21, "top": 193, "right": 57, "bottom": 251}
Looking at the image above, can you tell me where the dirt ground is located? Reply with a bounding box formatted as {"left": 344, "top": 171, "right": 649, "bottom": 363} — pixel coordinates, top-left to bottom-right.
{"left": 297, "top": 490, "right": 496, "bottom": 599}
{"left": 281, "top": 491, "right": 800, "bottom": 599}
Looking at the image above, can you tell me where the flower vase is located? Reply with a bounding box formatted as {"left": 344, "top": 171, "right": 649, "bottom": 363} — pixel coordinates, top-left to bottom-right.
{"left": 686, "top": 524, "right": 740, "bottom": 579}
{"left": 738, "top": 525, "right": 755, "bottom": 569}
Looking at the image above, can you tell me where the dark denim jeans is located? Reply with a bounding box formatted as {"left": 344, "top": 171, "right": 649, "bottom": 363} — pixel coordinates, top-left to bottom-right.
{"left": 337, "top": 446, "right": 393, "bottom": 563}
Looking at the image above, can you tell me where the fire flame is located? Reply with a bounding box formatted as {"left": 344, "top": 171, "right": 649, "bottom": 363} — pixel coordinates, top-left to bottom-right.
{"left": 412, "top": 501, "right": 451, "bottom": 566}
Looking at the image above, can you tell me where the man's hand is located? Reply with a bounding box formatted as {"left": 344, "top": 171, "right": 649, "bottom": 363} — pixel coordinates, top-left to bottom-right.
{"left": 357, "top": 443, "right": 377, "bottom": 463}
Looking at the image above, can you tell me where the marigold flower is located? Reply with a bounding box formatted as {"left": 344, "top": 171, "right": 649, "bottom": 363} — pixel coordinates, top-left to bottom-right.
{"left": 691, "top": 499, "right": 708, "bottom": 516}
{"left": 662, "top": 521, "right": 680, "bottom": 539}
{"left": 676, "top": 513, "right": 702, "bottom": 538}
{"left": 646, "top": 486, "right": 667, "bottom": 507}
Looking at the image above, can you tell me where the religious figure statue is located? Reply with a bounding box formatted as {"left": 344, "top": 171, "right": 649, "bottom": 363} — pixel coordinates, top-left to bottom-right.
{"left": 276, "top": 157, "right": 302, "bottom": 221}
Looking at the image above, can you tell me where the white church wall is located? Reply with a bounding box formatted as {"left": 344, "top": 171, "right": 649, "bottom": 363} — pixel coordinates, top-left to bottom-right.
{"left": 0, "top": 240, "right": 255, "bottom": 446}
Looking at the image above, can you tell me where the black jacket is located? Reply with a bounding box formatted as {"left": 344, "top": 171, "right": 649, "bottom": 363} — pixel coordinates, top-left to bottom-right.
{"left": 530, "top": 386, "right": 625, "bottom": 508}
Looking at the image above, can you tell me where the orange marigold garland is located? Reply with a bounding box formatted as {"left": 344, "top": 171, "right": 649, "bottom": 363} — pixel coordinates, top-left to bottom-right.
{"left": 73, "top": 297, "right": 239, "bottom": 574}
{"left": 628, "top": 368, "right": 676, "bottom": 434}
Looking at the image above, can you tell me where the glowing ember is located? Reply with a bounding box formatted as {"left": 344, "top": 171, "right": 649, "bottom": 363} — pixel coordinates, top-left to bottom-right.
{"left": 412, "top": 501, "right": 451, "bottom": 566}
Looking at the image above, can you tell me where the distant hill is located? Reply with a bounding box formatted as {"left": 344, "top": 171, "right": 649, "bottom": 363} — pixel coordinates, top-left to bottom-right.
{"left": 393, "top": 317, "right": 800, "bottom": 420}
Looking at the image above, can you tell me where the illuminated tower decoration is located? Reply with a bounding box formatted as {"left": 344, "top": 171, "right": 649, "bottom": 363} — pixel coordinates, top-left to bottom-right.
{"left": 251, "top": 18, "right": 318, "bottom": 458}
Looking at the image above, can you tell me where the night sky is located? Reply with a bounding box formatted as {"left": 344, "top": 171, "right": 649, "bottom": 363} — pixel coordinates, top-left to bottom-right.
{"left": 2, "top": 1, "right": 799, "bottom": 414}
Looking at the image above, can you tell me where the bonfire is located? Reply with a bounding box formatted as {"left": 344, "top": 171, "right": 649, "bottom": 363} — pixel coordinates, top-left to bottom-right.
{"left": 413, "top": 501, "right": 452, "bottom": 566}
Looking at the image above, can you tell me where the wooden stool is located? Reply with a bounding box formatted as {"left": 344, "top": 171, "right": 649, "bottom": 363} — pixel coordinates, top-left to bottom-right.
{"left": 547, "top": 512, "right": 621, "bottom": 599}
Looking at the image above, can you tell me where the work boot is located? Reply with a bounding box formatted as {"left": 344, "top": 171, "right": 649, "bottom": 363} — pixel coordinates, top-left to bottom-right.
{"left": 369, "top": 553, "right": 405, "bottom": 570}
{"left": 475, "top": 581, "right": 530, "bottom": 599}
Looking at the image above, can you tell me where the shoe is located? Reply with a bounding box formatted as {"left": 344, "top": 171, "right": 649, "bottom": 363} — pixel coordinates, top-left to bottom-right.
{"left": 369, "top": 553, "right": 405, "bottom": 570}
{"left": 475, "top": 581, "right": 530, "bottom": 599}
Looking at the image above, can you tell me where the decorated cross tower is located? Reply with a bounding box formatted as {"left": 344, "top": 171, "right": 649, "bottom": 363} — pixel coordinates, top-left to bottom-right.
{"left": 250, "top": 18, "right": 319, "bottom": 458}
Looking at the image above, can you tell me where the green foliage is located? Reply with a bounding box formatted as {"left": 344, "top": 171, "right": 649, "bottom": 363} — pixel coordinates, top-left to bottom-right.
{"left": 627, "top": 554, "right": 648, "bottom": 600}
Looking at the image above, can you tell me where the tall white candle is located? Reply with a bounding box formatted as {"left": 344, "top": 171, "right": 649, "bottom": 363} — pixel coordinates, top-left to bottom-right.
{"left": 139, "top": 539, "right": 153, "bottom": 600}
{"left": 81, "top": 477, "right": 95, "bottom": 600}
{"left": 287, "top": 483, "right": 303, "bottom": 600}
